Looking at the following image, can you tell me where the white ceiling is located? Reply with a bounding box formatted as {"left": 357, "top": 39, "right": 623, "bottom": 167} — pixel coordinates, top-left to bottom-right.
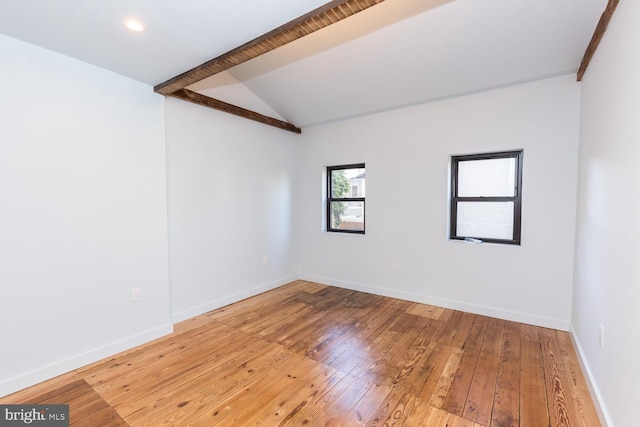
{"left": 0, "top": 0, "right": 606, "bottom": 128}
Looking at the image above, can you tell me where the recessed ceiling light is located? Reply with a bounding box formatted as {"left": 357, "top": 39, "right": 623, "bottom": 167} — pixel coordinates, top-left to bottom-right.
{"left": 124, "top": 19, "right": 145, "bottom": 32}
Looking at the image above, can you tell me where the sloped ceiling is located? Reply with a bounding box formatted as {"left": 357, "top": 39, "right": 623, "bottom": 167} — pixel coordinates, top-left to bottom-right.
{"left": 0, "top": 0, "right": 607, "bottom": 129}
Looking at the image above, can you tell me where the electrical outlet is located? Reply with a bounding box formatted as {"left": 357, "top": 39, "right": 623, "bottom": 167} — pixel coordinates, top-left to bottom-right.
{"left": 599, "top": 324, "right": 604, "bottom": 348}
{"left": 393, "top": 259, "right": 400, "bottom": 270}
{"left": 263, "top": 255, "right": 269, "bottom": 265}
{"left": 131, "top": 287, "right": 141, "bottom": 302}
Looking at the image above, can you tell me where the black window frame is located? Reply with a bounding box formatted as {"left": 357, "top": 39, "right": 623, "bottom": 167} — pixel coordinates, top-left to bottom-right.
{"left": 450, "top": 150, "right": 523, "bottom": 245}
{"left": 326, "top": 163, "right": 366, "bottom": 234}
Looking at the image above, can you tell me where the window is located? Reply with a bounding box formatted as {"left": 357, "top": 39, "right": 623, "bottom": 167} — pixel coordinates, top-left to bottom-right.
{"left": 327, "top": 164, "right": 365, "bottom": 233}
{"left": 450, "top": 150, "right": 523, "bottom": 245}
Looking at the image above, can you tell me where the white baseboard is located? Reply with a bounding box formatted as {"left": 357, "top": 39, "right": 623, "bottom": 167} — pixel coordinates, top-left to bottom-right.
{"left": 1, "top": 275, "right": 579, "bottom": 404}
{"left": 0, "top": 324, "right": 173, "bottom": 399}
{"left": 170, "top": 275, "right": 298, "bottom": 324}
{"left": 299, "top": 275, "right": 610, "bottom": 424}
{"left": 298, "top": 274, "right": 570, "bottom": 331}
{"left": 568, "top": 326, "right": 612, "bottom": 427}
{"left": 1, "top": 276, "right": 297, "bottom": 399}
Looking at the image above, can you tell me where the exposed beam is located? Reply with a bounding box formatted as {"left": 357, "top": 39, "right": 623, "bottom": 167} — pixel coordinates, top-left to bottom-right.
{"left": 577, "top": 0, "right": 619, "bottom": 81}
{"left": 170, "top": 89, "right": 302, "bottom": 134}
{"left": 154, "top": 0, "right": 385, "bottom": 95}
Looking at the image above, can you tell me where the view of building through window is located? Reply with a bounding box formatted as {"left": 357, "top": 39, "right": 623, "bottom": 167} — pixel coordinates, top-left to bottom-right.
{"left": 327, "top": 164, "right": 365, "bottom": 233}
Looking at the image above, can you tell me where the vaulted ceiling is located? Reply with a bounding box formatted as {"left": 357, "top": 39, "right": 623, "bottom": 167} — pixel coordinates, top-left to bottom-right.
{"left": 0, "top": 0, "right": 608, "bottom": 130}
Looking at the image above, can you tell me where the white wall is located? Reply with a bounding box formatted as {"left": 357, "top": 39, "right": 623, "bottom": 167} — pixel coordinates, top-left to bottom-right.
{"left": 165, "top": 98, "right": 299, "bottom": 322}
{"left": 0, "top": 34, "right": 171, "bottom": 396}
{"left": 3, "top": 25, "right": 619, "bottom": 421}
{"left": 298, "top": 75, "right": 581, "bottom": 329}
{"left": 572, "top": 1, "right": 640, "bottom": 425}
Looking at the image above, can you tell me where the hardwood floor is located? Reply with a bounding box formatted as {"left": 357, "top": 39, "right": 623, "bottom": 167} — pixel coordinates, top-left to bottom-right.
{"left": 1, "top": 280, "right": 600, "bottom": 426}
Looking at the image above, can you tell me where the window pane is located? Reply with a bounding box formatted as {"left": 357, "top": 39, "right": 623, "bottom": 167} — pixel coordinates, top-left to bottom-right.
{"left": 330, "top": 201, "right": 364, "bottom": 231}
{"left": 458, "top": 158, "right": 515, "bottom": 197}
{"left": 457, "top": 202, "right": 514, "bottom": 240}
{"left": 331, "top": 167, "right": 365, "bottom": 198}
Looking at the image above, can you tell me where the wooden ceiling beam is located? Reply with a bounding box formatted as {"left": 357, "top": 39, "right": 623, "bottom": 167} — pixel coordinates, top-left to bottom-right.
{"left": 577, "top": 0, "right": 619, "bottom": 81}
{"left": 169, "top": 89, "right": 302, "bottom": 134}
{"left": 154, "top": 0, "right": 385, "bottom": 95}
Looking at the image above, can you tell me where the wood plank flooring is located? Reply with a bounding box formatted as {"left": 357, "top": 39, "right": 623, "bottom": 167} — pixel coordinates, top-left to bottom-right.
{"left": 0, "top": 280, "right": 600, "bottom": 426}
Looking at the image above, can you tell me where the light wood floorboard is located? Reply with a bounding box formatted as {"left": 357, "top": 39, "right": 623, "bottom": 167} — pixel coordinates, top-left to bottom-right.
{"left": 0, "top": 280, "right": 600, "bottom": 426}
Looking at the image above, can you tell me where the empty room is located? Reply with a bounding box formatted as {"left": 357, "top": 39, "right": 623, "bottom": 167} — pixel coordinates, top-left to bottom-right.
{"left": 0, "top": 0, "right": 637, "bottom": 425}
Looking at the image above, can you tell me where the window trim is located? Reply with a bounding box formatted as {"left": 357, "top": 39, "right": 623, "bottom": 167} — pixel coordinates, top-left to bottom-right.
{"left": 326, "top": 163, "right": 366, "bottom": 234}
{"left": 449, "top": 150, "right": 523, "bottom": 245}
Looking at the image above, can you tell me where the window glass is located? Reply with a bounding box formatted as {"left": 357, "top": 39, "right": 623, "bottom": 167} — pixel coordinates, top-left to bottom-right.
{"left": 458, "top": 158, "right": 515, "bottom": 197}
{"left": 327, "top": 164, "right": 365, "bottom": 234}
{"left": 331, "top": 167, "right": 365, "bottom": 198}
{"left": 456, "top": 202, "right": 514, "bottom": 240}
{"left": 329, "top": 201, "right": 365, "bottom": 232}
